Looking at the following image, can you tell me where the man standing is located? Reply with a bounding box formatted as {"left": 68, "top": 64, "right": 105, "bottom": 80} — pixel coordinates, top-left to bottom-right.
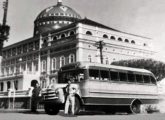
{"left": 64, "top": 78, "right": 77, "bottom": 115}
{"left": 31, "top": 83, "right": 41, "bottom": 112}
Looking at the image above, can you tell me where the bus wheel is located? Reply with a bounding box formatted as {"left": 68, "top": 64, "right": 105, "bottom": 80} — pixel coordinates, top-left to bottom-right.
{"left": 130, "top": 100, "right": 141, "bottom": 114}
{"left": 44, "top": 104, "right": 59, "bottom": 115}
{"left": 73, "top": 97, "right": 81, "bottom": 115}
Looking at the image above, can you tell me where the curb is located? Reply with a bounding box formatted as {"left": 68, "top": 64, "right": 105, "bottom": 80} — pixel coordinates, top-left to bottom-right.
{"left": 0, "top": 109, "right": 44, "bottom": 113}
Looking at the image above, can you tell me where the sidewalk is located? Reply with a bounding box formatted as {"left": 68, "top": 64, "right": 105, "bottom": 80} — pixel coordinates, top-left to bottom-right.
{"left": 0, "top": 109, "right": 44, "bottom": 113}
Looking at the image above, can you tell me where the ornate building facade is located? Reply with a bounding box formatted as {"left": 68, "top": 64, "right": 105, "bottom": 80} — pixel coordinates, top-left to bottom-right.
{"left": 0, "top": 0, "right": 154, "bottom": 93}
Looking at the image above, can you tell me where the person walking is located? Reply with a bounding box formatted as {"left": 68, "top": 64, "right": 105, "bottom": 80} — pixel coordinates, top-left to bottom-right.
{"left": 64, "top": 78, "right": 77, "bottom": 115}
{"left": 31, "top": 83, "right": 41, "bottom": 112}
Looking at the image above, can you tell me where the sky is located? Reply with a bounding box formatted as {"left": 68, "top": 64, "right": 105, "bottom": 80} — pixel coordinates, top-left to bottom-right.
{"left": 0, "top": 0, "right": 165, "bottom": 62}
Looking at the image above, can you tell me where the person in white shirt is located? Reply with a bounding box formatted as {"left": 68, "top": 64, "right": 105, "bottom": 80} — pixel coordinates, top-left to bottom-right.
{"left": 64, "top": 78, "right": 77, "bottom": 115}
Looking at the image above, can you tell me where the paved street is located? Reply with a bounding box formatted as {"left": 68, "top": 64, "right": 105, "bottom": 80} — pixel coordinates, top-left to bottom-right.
{"left": 0, "top": 110, "right": 165, "bottom": 120}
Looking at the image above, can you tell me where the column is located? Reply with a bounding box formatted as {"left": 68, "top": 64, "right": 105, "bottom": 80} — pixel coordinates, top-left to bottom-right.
{"left": 76, "top": 42, "right": 83, "bottom": 62}
{"left": 11, "top": 81, "right": 15, "bottom": 90}
{"left": 46, "top": 50, "right": 50, "bottom": 86}
{"left": 20, "top": 64, "right": 22, "bottom": 74}
{"left": 25, "top": 62, "right": 28, "bottom": 73}
{"left": 32, "top": 61, "right": 34, "bottom": 73}
{"left": 3, "top": 81, "right": 7, "bottom": 91}
{"left": 0, "top": 56, "right": 2, "bottom": 76}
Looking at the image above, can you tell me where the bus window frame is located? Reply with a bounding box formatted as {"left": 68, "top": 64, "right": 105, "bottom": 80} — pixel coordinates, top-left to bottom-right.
{"left": 99, "top": 69, "right": 110, "bottom": 81}
{"left": 150, "top": 75, "right": 157, "bottom": 85}
{"left": 58, "top": 69, "right": 87, "bottom": 83}
{"left": 127, "top": 73, "right": 136, "bottom": 83}
{"left": 88, "top": 67, "right": 110, "bottom": 82}
{"left": 59, "top": 63, "right": 157, "bottom": 86}
{"left": 109, "top": 69, "right": 120, "bottom": 82}
{"left": 118, "top": 72, "right": 128, "bottom": 82}
{"left": 135, "top": 74, "right": 144, "bottom": 84}
{"left": 88, "top": 68, "right": 100, "bottom": 80}
{"left": 143, "top": 74, "right": 151, "bottom": 84}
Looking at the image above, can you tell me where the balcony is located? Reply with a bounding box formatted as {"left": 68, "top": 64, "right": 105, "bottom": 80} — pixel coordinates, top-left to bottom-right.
{"left": 0, "top": 71, "right": 39, "bottom": 80}
{"left": 51, "top": 35, "right": 76, "bottom": 46}
{"left": 0, "top": 72, "right": 23, "bottom": 80}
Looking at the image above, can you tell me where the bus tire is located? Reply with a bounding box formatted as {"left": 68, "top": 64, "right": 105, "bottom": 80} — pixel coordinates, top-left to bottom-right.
{"left": 129, "top": 100, "right": 142, "bottom": 114}
{"left": 44, "top": 104, "right": 60, "bottom": 115}
{"left": 73, "top": 97, "right": 81, "bottom": 115}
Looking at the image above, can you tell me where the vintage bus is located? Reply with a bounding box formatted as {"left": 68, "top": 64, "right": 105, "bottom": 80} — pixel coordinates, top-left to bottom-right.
{"left": 41, "top": 62, "right": 159, "bottom": 115}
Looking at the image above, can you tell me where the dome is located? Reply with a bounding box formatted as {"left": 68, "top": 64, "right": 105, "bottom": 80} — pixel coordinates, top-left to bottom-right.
{"left": 34, "top": 0, "right": 81, "bottom": 36}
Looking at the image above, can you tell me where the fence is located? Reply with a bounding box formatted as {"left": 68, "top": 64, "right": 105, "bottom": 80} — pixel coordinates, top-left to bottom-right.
{"left": 0, "top": 89, "right": 43, "bottom": 109}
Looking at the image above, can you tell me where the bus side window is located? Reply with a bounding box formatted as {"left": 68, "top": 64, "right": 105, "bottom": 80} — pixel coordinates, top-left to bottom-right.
{"left": 89, "top": 69, "right": 99, "bottom": 80}
{"left": 150, "top": 76, "right": 156, "bottom": 84}
{"left": 136, "top": 74, "right": 143, "bottom": 83}
{"left": 143, "top": 75, "right": 150, "bottom": 84}
{"left": 100, "top": 70, "right": 109, "bottom": 81}
{"left": 110, "top": 71, "right": 119, "bottom": 81}
{"left": 119, "top": 72, "right": 127, "bottom": 82}
{"left": 128, "top": 73, "right": 135, "bottom": 82}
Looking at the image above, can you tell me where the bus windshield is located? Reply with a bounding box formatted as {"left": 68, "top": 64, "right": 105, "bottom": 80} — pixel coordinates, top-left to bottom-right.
{"left": 58, "top": 69, "right": 85, "bottom": 83}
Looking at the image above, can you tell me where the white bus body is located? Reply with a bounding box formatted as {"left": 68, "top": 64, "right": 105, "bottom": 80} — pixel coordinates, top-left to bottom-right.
{"left": 41, "top": 62, "right": 159, "bottom": 114}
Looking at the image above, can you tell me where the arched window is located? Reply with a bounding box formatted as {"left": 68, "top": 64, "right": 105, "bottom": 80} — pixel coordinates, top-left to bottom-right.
{"left": 103, "top": 34, "right": 108, "bottom": 39}
{"left": 125, "top": 39, "right": 129, "bottom": 43}
{"left": 51, "top": 57, "right": 56, "bottom": 70}
{"left": 110, "top": 36, "right": 116, "bottom": 40}
{"left": 42, "top": 60, "right": 47, "bottom": 72}
{"left": 131, "top": 40, "right": 135, "bottom": 44}
{"left": 14, "top": 80, "right": 18, "bottom": 90}
{"left": 61, "top": 33, "right": 66, "bottom": 38}
{"left": 86, "top": 31, "right": 92, "bottom": 35}
{"left": 0, "top": 82, "right": 4, "bottom": 91}
{"left": 69, "top": 31, "right": 75, "bottom": 36}
{"left": 88, "top": 55, "right": 92, "bottom": 62}
{"left": 69, "top": 54, "right": 75, "bottom": 63}
{"left": 118, "top": 37, "right": 123, "bottom": 41}
{"left": 60, "top": 56, "right": 65, "bottom": 67}
{"left": 53, "top": 36, "right": 58, "bottom": 41}
{"left": 7, "top": 81, "right": 11, "bottom": 90}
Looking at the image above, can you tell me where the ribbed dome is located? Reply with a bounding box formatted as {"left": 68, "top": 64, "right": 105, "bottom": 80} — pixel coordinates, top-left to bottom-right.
{"left": 34, "top": 0, "right": 81, "bottom": 36}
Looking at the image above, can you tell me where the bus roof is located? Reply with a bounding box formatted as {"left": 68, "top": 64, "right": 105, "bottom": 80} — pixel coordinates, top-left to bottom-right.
{"left": 61, "top": 62, "right": 153, "bottom": 74}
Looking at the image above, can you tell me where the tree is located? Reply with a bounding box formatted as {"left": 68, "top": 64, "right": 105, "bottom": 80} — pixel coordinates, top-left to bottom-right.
{"left": 111, "top": 59, "right": 165, "bottom": 81}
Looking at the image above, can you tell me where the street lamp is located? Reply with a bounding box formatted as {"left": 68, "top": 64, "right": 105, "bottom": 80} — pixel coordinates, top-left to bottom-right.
{"left": 94, "top": 40, "right": 106, "bottom": 64}
{"left": 12, "top": 57, "right": 22, "bottom": 109}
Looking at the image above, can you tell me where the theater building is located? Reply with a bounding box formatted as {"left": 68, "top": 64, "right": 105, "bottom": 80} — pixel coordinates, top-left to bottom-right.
{"left": 0, "top": 0, "right": 154, "bottom": 100}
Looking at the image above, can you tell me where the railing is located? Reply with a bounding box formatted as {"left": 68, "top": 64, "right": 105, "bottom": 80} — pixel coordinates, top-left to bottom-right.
{"left": 0, "top": 88, "right": 40, "bottom": 109}
{"left": 0, "top": 89, "right": 33, "bottom": 98}
{"left": 51, "top": 35, "right": 76, "bottom": 46}
{"left": 0, "top": 71, "right": 39, "bottom": 79}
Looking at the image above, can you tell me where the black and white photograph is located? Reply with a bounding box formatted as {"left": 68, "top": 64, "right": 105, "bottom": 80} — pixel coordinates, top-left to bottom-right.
{"left": 0, "top": 0, "right": 165, "bottom": 120}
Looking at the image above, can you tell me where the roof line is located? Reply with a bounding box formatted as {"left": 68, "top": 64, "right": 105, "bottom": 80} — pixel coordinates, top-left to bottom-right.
{"left": 42, "top": 18, "right": 151, "bottom": 39}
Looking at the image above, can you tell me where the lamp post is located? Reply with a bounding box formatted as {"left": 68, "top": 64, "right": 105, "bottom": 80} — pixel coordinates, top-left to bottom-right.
{"left": 0, "top": 0, "right": 10, "bottom": 54}
{"left": 94, "top": 40, "right": 106, "bottom": 64}
{"left": 12, "top": 57, "right": 22, "bottom": 109}
{"left": 0, "top": 0, "right": 10, "bottom": 76}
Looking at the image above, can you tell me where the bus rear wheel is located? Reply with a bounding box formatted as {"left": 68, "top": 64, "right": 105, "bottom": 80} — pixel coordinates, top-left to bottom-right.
{"left": 130, "top": 100, "right": 142, "bottom": 114}
{"left": 44, "top": 104, "right": 60, "bottom": 115}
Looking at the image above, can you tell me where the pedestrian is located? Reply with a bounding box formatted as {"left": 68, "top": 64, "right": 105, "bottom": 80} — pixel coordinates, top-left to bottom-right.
{"left": 31, "top": 83, "right": 41, "bottom": 112}
{"left": 64, "top": 78, "right": 77, "bottom": 115}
